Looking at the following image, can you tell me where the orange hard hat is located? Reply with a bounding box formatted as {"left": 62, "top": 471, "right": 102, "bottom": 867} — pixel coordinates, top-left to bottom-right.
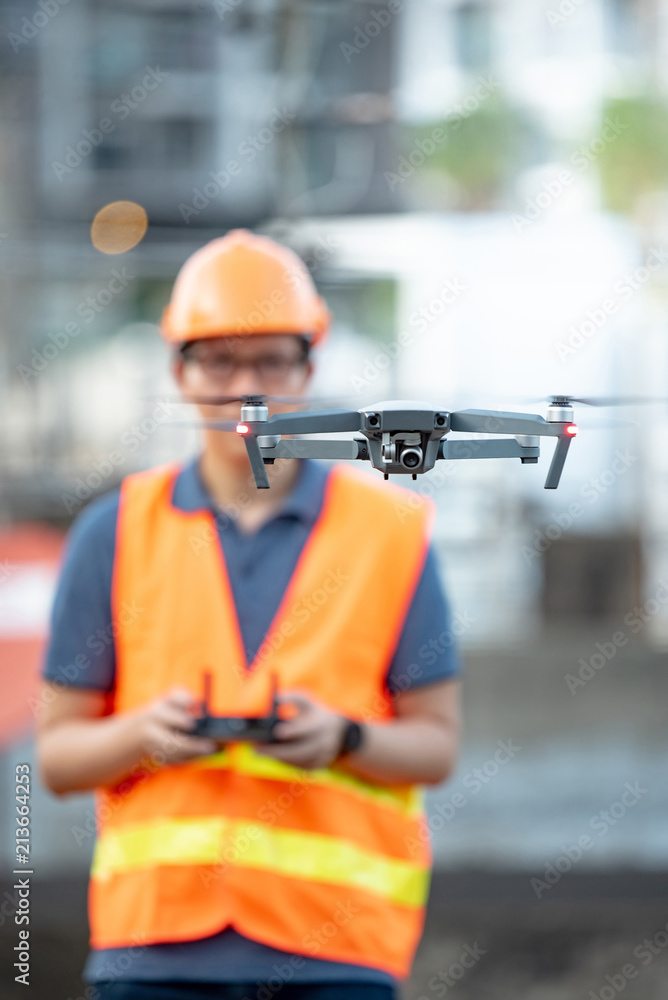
{"left": 161, "top": 229, "right": 331, "bottom": 346}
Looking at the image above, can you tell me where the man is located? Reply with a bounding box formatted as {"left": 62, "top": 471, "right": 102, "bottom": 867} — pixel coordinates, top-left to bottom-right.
{"left": 37, "top": 229, "right": 462, "bottom": 1000}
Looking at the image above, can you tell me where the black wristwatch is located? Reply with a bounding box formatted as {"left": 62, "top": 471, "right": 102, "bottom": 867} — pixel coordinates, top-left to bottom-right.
{"left": 336, "top": 718, "right": 365, "bottom": 759}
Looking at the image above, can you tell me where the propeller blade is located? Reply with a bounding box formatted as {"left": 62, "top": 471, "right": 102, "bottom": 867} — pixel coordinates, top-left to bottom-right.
{"left": 568, "top": 395, "right": 668, "bottom": 407}
{"left": 168, "top": 420, "right": 241, "bottom": 432}
{"left": 142, "top": 393, "right": 360, "bottom": 407}
{"left": 574, "top": 416, "right": 640, "bottom": 429}
{"left": 521, "top": 394, "right": 668, "bottom": 408}
{"left": 168, "top": 410, "right": 363, "bottom": 436}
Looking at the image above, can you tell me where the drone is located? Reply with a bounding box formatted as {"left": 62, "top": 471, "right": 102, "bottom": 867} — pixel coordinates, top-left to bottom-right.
{"left": 183, "top": 393, "right": 587, "bottom": 490}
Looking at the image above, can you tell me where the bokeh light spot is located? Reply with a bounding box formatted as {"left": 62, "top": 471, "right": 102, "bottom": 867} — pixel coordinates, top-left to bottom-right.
{"left": 91, "top": 201, "right": 148, "bottom": 254}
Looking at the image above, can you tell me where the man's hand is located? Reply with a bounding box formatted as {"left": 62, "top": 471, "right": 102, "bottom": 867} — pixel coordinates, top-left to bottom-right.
{"left": 255, "top": 690, "right": 348, "bottom": 770}
{"left": 255, "top": 679, "right": 462, "bottom": 787}
{"left": 132, "top": 686, "right": 217, "bottom": 765}
{"left": 35, "top": 681, "right": 216, "bottom": 795}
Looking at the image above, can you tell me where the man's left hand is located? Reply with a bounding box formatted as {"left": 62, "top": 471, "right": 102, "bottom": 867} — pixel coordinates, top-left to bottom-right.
{"left": 254, "top": 690, "right": 348, "bottom": 770}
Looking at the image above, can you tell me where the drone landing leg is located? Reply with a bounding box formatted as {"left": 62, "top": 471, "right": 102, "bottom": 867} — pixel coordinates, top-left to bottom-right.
{"left": 544, "top": 435, "right": 572, "bottom": 489}
{"left": 243, "top": 434, "right": 270, "bottom": 489}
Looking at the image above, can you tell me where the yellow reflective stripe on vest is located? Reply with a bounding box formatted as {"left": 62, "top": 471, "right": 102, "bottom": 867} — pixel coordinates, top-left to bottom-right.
{"left": 187, "top": 742, "right": 424, "bottom": 818}
{"left": 91, "top": 816, "right": 428, "bottom": 908}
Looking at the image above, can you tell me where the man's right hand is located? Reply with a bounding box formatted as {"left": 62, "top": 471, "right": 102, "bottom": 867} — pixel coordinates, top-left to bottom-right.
{"left": 36, "top": 681, "right": 217, "bottom": 796}
{"left": 133, "top": 686, "right": 217, "bottom": 764}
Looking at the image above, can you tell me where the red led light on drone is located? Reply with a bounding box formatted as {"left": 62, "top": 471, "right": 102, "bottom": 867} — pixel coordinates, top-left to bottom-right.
{"left": 236, "top": 424, "right": 250, "bottom": 434}
{"left": 565, "top": 424, "right": 578, "bottom": 436}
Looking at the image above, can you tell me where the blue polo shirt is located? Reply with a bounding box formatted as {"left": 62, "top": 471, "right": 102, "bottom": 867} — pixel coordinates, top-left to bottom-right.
{"left": 43, "top": 455, "right": 461, "bottom": 986}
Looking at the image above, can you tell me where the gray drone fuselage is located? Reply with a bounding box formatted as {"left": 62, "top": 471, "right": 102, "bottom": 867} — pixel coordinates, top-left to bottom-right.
{"left": 356, "top": 399, "right": 450, "bottom": 478}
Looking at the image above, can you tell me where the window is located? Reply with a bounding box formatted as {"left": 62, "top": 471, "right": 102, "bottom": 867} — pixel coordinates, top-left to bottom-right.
{"left": 453, "top": 2, "right": 493, "bottom": 72}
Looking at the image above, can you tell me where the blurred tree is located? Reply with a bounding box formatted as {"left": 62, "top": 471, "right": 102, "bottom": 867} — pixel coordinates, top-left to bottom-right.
{"left": 403, "top": 95, "right": 533, "bottom": 211}
{"left": 134, "top": 278, "right": 172, "bottom": 325}
{"left": 324, "top": 278, "right": 396, "bottom": 345}
{"left": 598, "top": 94, "right": 668, "bottom": 213}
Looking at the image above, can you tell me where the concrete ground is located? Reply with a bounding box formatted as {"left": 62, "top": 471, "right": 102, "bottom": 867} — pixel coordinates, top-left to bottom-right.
{"left": 1, "top": 619, "right": 665, "bottom": 999}
{"left": 2, "top": 871, "right": 668, "bottom": 1000}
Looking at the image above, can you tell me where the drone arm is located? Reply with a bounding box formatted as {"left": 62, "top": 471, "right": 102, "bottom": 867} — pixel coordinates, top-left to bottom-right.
{"left": 266, "top": 410, "right": 362, "bottom": 435}
{"left": 449, "top": 409, "right": 557, "bottom": 437}
{"left": 266, "top": 439, "right": 366, "bottom": 460}
{"left": 438, "top": 438, "right": 540, "bottom": 461}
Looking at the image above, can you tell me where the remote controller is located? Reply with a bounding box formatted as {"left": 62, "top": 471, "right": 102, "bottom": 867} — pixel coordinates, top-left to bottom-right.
{"left": 191, "top": 671, "right": 281, "bottom": 746}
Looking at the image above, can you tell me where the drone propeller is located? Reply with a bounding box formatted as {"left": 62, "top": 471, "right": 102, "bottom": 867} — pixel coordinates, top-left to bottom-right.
{"left": 143, "top": 392, "right": 357, "bottom": 407}
{"left": 527, "top": 394, "right": 668, "bottom": 408}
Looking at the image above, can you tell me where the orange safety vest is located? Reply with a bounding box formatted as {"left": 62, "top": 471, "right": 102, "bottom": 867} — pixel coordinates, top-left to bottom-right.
{"left": 89, "top": 460, "right": 436, "bottom": 980}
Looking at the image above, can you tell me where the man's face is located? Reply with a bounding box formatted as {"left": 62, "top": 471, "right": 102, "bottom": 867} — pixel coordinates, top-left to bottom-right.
{"left": 171, "top": 333, "right": 313, "bottom": 469}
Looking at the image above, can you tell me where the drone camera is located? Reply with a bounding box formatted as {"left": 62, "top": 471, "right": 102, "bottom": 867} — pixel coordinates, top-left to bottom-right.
{"left": 400, "top": 446, "right": 423, "bottom": 469}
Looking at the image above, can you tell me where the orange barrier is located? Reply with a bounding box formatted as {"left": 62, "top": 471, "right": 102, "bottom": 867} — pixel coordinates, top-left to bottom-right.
{"left": 0, "top": 524, "right": 65, "bottom": 748}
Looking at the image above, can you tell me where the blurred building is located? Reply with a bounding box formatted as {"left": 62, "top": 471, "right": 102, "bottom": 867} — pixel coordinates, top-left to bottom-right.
{"left": 2, "top": 0, "right": 668, "bottom": 648}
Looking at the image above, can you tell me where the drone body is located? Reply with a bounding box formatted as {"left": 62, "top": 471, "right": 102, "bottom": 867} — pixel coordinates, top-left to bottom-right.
{"left": 200, "top": 395, "right": 579, "bottom": 490}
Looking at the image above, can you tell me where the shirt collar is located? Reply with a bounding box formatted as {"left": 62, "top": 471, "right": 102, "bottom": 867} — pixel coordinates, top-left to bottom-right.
{"left": 171, "top": 453, "right": 330, "bottom": 527}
